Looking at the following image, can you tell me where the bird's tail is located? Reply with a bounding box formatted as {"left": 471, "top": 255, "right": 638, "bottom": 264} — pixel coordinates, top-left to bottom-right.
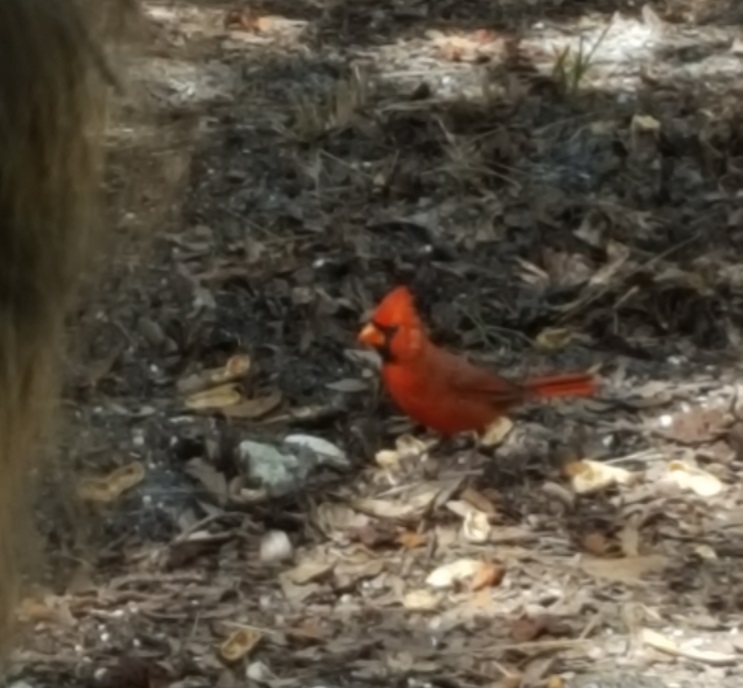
{"left": 524, "top": 372, "right": 597, "bottom": 399}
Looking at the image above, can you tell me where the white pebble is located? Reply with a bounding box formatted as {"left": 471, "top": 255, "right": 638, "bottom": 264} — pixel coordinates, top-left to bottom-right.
{"left": 259, "top": 530, "right": 293, "bottom": 563}
{"left": 246, "top": 661, "right": 273, "bottom": 682}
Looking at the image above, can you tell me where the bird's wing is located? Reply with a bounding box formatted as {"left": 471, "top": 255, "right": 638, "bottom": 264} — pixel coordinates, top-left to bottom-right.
{"left": 430, "top": 346, "right": 528, "bottom": 406}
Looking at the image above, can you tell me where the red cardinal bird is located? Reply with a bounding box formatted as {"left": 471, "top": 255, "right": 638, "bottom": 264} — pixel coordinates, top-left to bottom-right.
{"left": 357, "top": 285, "right": 597, "bottom": 436}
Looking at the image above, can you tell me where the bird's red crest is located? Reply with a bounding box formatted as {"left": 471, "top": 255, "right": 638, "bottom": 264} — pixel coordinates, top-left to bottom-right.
{"left": 370, "top": 285, "right": 419, "bottom": 328}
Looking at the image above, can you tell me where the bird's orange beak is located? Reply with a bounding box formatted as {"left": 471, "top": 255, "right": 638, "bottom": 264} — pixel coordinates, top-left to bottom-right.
{"left": 358, "top": 322, "right": 385, "bottom": 349}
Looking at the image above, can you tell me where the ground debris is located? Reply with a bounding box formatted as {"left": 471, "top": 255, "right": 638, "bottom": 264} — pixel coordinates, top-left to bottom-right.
{"left": 23, "top": 0, "right": 743, "bottom": 686}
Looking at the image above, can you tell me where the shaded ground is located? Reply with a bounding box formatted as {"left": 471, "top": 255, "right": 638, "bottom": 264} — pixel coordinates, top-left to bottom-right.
{"left": 11, "top": 1, "right": 743, "bottom": 687}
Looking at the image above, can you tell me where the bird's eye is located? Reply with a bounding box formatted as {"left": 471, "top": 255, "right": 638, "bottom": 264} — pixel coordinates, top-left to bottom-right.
{"left": 371, "top": 321, "right": 399, "bottom": 362}
{"left": 372, "top": 321, "right": 398, "bottom": 341}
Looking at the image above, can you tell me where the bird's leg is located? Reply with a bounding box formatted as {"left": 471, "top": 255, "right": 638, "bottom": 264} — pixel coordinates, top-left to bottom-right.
{"left": 469, "top": 430, "right": 487, "bottom": 463}
{"left": 417, "top": 433, "right": 456, "bottom": 476}
{"left": 424, "top": 433, "right": 484, "bottom": 474}
{"left": 471, "top": 430, "right": 483, "bottom": 452}
{"left": 435, "top": 431, "right": 479, "bottom": 470}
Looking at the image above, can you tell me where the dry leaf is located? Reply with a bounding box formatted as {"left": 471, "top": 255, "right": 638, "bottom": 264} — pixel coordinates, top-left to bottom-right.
{"left": 374, "top": 433, "right": 432, "bottom": 469}
{"left": 278, "top": 573, "right": 324, "bottom": 606}
{"left": 375, "top": 449, "right": 401, "bottom": 469}
{"left": 184, "top": 383, "right": 242, "bottom": 410}
{"left": 694, "top": 544, "right": 717, "bottom": 560}
{"left": 286, "top": 619, "right": 328, "bottom": 641}
{"left": 352, "top": 488, "right": 440, "bottom": 522}
{"left": 573, "top": 209, "right": 605, "bottom": 248}
{"left": 541, "top": 481, "right": 575, "bottom": 509}
{"left": 349, "top": 523, "right": 398, "bottom": 548}
{"left": 284, "top": 434, "right": 347, "bottom": 466}
{"left": 65, "top": 566, "right": 96, "bottom": 595}
{"left": 462, "top": 510, "right": 491, "bottom": 543}
{"left": 618, "top": 518, "right": 641, "bottom": 557}
{"left": 17, "top": 596, "right": 74, "bottom": 626}
{"left": 534, "top": 327, "right": 574, "bottom": 352}
{"left": 402, "top": 589, "right": 441, "bottom": 612}
{"left": 639, "top": 628, "right": 736, "bottom": 665}
{"left": 541, "top": 249, "right": 594, "bottom": 287}
{"left": 177, "top": 354, "right": 252, "bottom": 395}
{"left": 469, "top": 561, "right": 505, "bottom": 591}
{"left": 397, "top": 531, "right": 427, "bottom": 549}
{"left": 184, "top": 458, "right": 228, "bottom": 506}
{"left": 445, "top": 499, "right": 477, "bottom": 519}
{"left": 460, "top": 487, "right": 498, "bottom": 515}
{"left": 481, "top": 416, "right": 514, "bottom": 448}
{"left": 219, "top": 628, "right": 262, "bottom": 663}
{"left": 398, "top": 433, "right": 435, "bottom": 456}
{"left": 489, "top": 525, "right": 534, "bottom": 543}
{"left": 521, "top": 655, "right": 555, "bottom": 687}
{"left": 77, "top": 461, "right": 146, "bottom": 503}
{"left": 222, "top": 390, "right": 282, "bottom": 419}
{"left": 83, "top": 345, "right": 125, "bottom": 388}
{"left": 588, "top": 241, "right": 631, "bottom": 288}
{"left": 501, "top": 676, "right": 523, "bottom": 688}
{"left": 17, "top": 598, "right": 58, "bottom": 623}
{"left": 510, "top": 616, "right": 545, "bottom": 643}
{"left": 426, "top": 559, "right": 482, "bottom": 589}
{"left": 580, "top": 554, "right": 667, "bottom": 584}
{"left": 351, "top": 497, "right": 421, "bottom": 521}
{"left": 345, "top": 347, "right": 381, "bottom": 369}
{"left": 639, "top": 628, "right": 678, "bottom": 654}
{"left": 631, "top": 114, "right": 661, "bottom": 132}
{"left": 655, "top": 406, "right": 728, "bottom": 443}
{"left": 667, "top": 461, "right": 723, "bottom": 497}
{"left": 286, "top": 560, "right": 335, "bottom": 585}
{"left": 581, "top": 532, "right": 613, "bottom": 556}
{"left": 516, "top": 257, "right": 550, "bottom": 285}
{"left": 325, "top": 378, "right": 368, "bottom": 393}
{"left": 334, "top": 559, "right": 385, "bottom": 589}
{"left": 566, "top": 459, "right": 636, "bottom": 494}
{"left": 511, "top": 615, "right": 571, "bottom": 642}
{"left": 224, "top": 353, "right": 251, "bottom": 376}
{"left": 314, "top": 502, "right": 368, "bottom": 534}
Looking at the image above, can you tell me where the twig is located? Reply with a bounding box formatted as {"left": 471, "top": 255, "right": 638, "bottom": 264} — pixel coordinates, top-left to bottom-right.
{"left": 604, "top": 449, "right": 665, "bottom": 465}
{"left": 173, "top": 511, "right": 247, "bottom": 542}
{"left": 109, "top": 571, "right": 207, "bottom": 590}
{"left": 466, "top": 637, "right": 596, "bottom": 655}
{"left": 557, "top": 231, "right": 702, "bottom": 325}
